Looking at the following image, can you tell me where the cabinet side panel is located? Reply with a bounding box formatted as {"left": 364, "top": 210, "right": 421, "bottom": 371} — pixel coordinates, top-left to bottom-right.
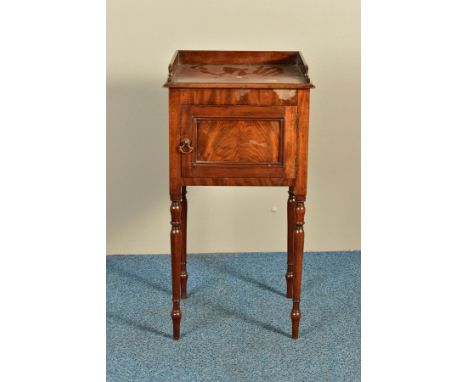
{"left": 295, "top": 89, "right": 310, "bottom": 197}
{"left": 169, "top": 89, "right": 182, "bottom": 197}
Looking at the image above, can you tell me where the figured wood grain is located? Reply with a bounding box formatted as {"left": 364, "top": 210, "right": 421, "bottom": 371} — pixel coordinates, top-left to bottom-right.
{"left": 180, "top": 105, "right": 296, "bottom": 179}
{"left": 169, "top": 90, "right": 182, "bottom": 196}
{"left": 180, "top": 89, "right": 297, "bottom": 106}
{"left": 295, "top": 90, "right": 310, "bottom": 197}
{"left": 165, "top": 50, "right": 313, "bottom": 340}
{"left": 165, "top": 51, "right": 314, "bottom": 89}
{"left": 172, "top": 64, "right": 306, "bottom": 85}
{"left": 196, "top": 118, "right": 282, "bottom": 164}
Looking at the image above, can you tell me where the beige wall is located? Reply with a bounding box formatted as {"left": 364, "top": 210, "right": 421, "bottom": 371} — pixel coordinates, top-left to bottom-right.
{"left": 107, "top": 0, "right": 360, "bottom": 254}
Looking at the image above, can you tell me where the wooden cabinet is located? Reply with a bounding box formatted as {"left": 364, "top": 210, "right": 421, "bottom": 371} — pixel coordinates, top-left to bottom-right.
{"left": 164, "top": 50, "right": 314, "bottom": 340}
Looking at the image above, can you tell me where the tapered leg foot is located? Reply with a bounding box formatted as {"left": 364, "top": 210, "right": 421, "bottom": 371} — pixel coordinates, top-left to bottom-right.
{"left": 290, "top": 198, "right": 305, "bottom": 339}
{"left": 171, "top": 310, "right": 181, "bottom": 340}
{"left": 180, "top": 187, "right": 188, "bottom": 299}
{"left": 286, "top": 187, "right": 295, "bottom": 298}
{"left": 291, "top": 310, "right": 301, "bottom": 339}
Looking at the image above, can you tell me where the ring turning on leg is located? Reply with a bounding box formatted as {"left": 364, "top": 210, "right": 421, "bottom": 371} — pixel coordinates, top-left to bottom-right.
{"left": 291, "top": 198, "right": 305, "bottom": 339}
{"left": 170, "top": 198, "right": 182, "bottom": 340}
{"left": 286, "top": 187, "right": 295, "bottom": 298}
{"left": 180, "top": 187, "right": 188, "bottom": 299}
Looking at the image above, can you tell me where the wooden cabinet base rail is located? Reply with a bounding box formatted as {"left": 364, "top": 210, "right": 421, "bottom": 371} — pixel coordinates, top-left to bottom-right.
{"left": 164, "top": 50, "right": 314, "bottom": 340}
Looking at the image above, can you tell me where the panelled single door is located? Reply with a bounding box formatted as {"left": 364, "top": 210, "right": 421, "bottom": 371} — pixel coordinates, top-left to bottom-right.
{"left": 179, "top": 105, "right": 297, "bottom": 178}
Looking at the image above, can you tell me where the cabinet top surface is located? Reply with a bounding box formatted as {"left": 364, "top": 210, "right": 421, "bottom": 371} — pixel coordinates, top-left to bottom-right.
{"left": 164, "top": 50, "right": 314, "bottom": 89}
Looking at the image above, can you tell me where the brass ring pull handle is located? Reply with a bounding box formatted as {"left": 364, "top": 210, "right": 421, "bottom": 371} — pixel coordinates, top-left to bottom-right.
{"left": 179, "top": 138, "right": 193, "bottom": 154}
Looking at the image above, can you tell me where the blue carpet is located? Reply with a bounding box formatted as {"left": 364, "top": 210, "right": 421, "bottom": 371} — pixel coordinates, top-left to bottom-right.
{"left": 107, "top": 252, "right": 360, "bottom": 382}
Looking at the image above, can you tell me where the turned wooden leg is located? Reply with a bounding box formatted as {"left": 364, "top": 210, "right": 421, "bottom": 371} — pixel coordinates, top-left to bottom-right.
{"left": 180, "top": 187, "right": 188, "bottom": 299}
{"left": 291, "top": 197, "right": 305, "bottom": 339}
{"left": 170, "top": 196, "right": 182, "bottom": 340}
{"left": 286, "top": 187, "right": 295, "bottom": 298}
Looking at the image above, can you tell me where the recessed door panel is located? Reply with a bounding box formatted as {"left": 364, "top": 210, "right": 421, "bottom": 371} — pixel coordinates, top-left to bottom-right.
{"left": 180, "top": 105, "right": 296, "bottom": 178}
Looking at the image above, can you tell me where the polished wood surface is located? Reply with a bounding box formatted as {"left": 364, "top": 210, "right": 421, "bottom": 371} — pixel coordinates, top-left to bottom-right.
{"left": 196, "top": 119, "right": 281, "bottom": 163}
{"left": 286, "top": 187, "right": 295, "bottom": 299}
{"left": 172, "top": 64, "right": 307, "bottom": 86}
{"left": 165, "top": 50, "right": 312, "bottom": 340}
{"left": 175, "top": 50, "right": 303, "bottom": 65}
{"left": 165, "top": 50, "right": 314, "bottom": 89}
{"left": 291, "top": 200, "right": 305, "bottom": 339}
{"left": 169, "top": 199, "right": 182, "bottom": 340}
{"left": 183, "top": 177, "right": 293, "bottom": 187}
{"left": 180, "top": 187, "right": 188, "bottom": 300}
{"left": 180, "top": 88, "right": 298, "bottom": 106}
{"left": 180, "top": 105, "right": 296, "bottom": 179}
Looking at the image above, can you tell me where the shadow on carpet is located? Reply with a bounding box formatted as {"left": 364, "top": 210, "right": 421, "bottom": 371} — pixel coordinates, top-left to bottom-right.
{"left": 107, "top": 252, "right": 360, "bottom": 382}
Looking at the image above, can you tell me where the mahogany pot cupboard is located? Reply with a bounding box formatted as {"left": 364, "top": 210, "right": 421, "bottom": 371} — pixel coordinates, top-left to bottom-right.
{"left": 163, "top": 50, "right": 314, "bottom": 340}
